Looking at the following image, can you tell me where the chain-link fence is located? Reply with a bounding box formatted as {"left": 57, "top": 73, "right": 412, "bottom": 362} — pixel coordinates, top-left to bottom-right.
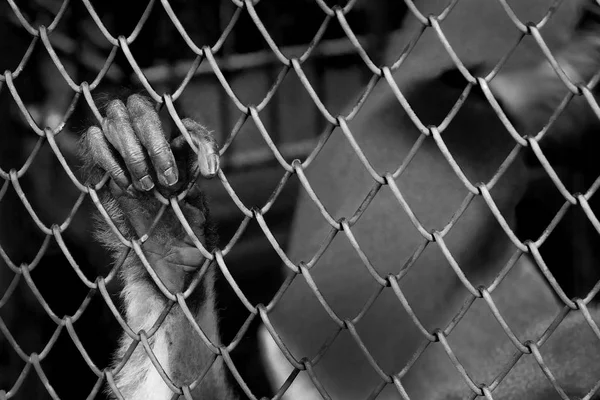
{"left": 2, "top": 0, "right": 600, "bottom": 399}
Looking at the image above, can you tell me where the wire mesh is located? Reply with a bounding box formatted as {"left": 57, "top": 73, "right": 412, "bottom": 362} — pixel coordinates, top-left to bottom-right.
{"left": 1, "top": 0, "right": 600, "bottom": 399}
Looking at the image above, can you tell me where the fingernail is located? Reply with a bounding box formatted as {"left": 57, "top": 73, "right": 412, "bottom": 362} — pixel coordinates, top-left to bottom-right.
{"left": 207, "top": 153, "right": 220, "bottom": 177}
{"left": 163, "top": 166, "right": 178, "bottom": 186}
{"left": 139, "top": 175, "right": 155, "bottom": 191}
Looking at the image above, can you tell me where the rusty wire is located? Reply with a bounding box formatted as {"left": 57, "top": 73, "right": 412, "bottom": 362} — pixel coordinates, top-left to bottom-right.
{"left": 1, "top": 0, "right": 600, "bottom": 399}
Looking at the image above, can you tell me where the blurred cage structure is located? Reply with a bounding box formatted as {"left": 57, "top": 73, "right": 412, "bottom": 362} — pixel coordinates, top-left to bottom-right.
{"left": 2, "top": 0, "right": 600, "bottom": 399}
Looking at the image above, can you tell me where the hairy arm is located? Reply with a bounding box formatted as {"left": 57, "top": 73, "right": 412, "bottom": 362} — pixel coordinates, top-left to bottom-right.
{"left": 81, "top": 94, "right": 235, "bottom": 400}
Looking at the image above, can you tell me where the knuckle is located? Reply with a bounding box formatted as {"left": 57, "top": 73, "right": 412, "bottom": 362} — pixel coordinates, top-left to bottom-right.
{"left": 200, "top": 137, "right": 219, "bottom": 156}
{"left": 101, "top": 119, "right": 123, "bottom": 148}
{"left": 126, "top": 153, "right": 149, "bottom": 172}
{"left": 108, "top": 165, "right": 127, "bottom": 180}
{"left": 105, "top": 99, "right": 128, "bottom": 120}
{"left": 86, "top": 126, "right": 104, "bottom": 145}
{"left": 182, "top": 118, "right": 217, "bottom": 150}
{"left": 85, "top": 126, "right": 109, "bottom": 161}
{"left": 182, "top": 118, "right": 209, "bottom": 135}
{"left": 87, "top": 125, "right": 103, "bottom": 137}
{"left": 148, "top": 141, "right": 172, "bottom": 158}
{"left": 127, "top": 94, "right": 154, "bottom": 118}
{"left": 127, "top": 95, "right": 166, "bottom": 145}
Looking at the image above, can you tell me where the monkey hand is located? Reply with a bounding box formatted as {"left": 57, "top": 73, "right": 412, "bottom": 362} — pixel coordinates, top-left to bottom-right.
{"left": 83, "top": 94, "right": 219, "bottom": 294}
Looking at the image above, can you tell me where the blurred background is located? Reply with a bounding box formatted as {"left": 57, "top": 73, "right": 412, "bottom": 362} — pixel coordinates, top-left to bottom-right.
{"left": 1, "top": 0, "right": 599, "bottom": 399}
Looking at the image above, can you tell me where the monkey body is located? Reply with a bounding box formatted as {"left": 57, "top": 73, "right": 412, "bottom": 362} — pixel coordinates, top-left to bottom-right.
{"left": 261, "top": 1, "right": 600, "bottom": 399}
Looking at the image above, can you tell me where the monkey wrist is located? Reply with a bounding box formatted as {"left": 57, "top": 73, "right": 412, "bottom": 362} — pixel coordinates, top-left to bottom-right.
{"left": 142, "top": 241, "right": 205, "bottom": 294}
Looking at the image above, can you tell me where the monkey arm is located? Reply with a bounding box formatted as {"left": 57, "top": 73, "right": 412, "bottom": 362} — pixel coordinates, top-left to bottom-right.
{"left": 81, "top": 94, "right": 236, "bottom": 400}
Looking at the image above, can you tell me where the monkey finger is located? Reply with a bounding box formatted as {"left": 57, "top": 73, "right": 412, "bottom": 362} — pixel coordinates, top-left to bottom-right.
{"left": 86, "top": 126, "right": 132, "bottom": 192}
{"left": 182, "top": 118, "right": 220, "bottom": 179}
{"left": 126, "top": 94, "right": 179, "bottom": 188}
{"left": 195, "top": 141, "right": 220, "bottom": 179}
{"left": 103, "top": 100, "right": 155, "bottom": 192}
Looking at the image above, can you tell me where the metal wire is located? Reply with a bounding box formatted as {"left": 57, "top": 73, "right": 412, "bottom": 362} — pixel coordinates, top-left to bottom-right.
{"left": 1, "top": 0, "right": 600, "bottom": 399}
